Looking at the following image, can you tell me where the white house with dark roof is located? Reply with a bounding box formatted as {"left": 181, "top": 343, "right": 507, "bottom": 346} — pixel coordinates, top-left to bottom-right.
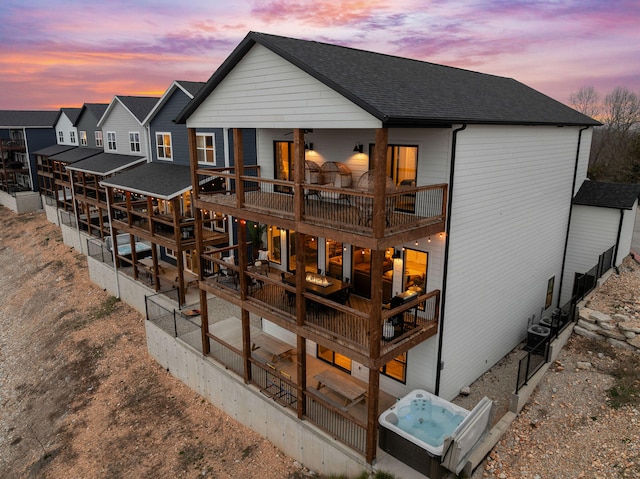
{"left": 561, "top": 180, "right": 640, "bottom": 306}
{"left": 97, "top": 95, "right": 159, "bottom": 160}
{"left": 55, "top": 107, "right": 82, "bottom": 146}
{"left": 136, "top": 32, "right": 608, "bottom": 475}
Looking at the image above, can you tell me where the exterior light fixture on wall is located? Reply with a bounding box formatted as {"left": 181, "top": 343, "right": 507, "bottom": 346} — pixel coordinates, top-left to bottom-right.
{"left": 305, "top": 142, "right": 314, "bottom": 151}
{"left": 353, "top": 142, "right": 363, "bottom": 153}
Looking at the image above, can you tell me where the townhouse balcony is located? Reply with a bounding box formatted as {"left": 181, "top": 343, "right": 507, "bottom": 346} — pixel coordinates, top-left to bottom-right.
{"left": 195, "top": 167, "right": 447, "bottom": 247}
{"left": 199, "top": 245, "right": 440, "bottom": 365}
{"left": 0, "top": 139, "right": 26, "bottom": 151}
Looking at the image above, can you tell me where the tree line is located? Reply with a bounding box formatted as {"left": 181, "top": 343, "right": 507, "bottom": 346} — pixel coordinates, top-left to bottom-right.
{"left": 569, "top": 86, "right": 640, "bottom": 183}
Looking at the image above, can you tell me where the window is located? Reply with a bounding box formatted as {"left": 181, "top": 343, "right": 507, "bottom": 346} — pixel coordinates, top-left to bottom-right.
{"left": 546, "top": 276, "right": 555, "bottom": 309}
{"left": 95, "top": 131, "right": 103, "bottom": 147}
{"left": 274, "top": 140, "right": 294, "bottom": 193}
{"left": 70, "top": 131, "right": 76, "bottom": 144}
{"left": 129, "top": 132, "right": 141, "bottom": 152}
{"left": 369, "top": 144, "right": 418, "bottom": 186}
{"left": 156, "top": 132, "right": 172, "bottom": 160}
{"left": 196, "top": 133, "right": 215, "bottom": 164}
{"left": 58, "top": 131, "right": 64, "bottom": 143}
{"left": 381, "top": 352, "right": 407, "bottom": 383}
{"left": 106, "top": 132, "right": 116, "bottom": 150}
{"left": 80, "top": 131, "right": 87, "bottom": 146}
{"left": 267, "top": 226, "right": 282, "bottom": 264}
{"left": 317, "top": 345, "right": 351, "bottom": 373}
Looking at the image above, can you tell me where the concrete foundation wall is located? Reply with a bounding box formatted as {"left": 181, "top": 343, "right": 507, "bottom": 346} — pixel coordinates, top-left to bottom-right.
{"left": 0, "top": 191, "right": 42, "bottom": 214}
{"left": 87, "top": 256, "right": 162, "bottom": 316}
{"left": 145, "top": 321, "right": 370, "bottom": 477}
{"left": 42, "top": 200, "right": 60, "bottom": 225}
{"left": 60, "top": 223, "right": 85, "bottom": 253}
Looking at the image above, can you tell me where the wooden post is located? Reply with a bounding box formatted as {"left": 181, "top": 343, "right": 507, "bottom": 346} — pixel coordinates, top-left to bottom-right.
{"left": 171, "top": 197, "right": 185, "bottom": 305}
{"left": 372, "top": 128, "right": 389, "bottom": 238}
{"left": 295, "top": 230, "right": 308, "bottom": 418}
{"left": 233, "top": 129, "right": 245, "bottom": 209}
{"left": 187, "top": 127, "right": 210, "bottom": 355}
{"left": 366, "top": 366, "right": 381, "bottom": 464}
{"left": 293, "top": 128, "right": 305, "bottom": 222}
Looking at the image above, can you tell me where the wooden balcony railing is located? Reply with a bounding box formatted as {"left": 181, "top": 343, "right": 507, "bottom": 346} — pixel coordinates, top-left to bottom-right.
{"left": 201, "top": 261, "right": 440, "bottom": 356}
{"left": 196, "top": 167, "right": 447, "bottom": 236}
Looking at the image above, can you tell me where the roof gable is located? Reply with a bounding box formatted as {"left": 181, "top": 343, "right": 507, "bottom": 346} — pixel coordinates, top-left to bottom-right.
{"left": 99, "top": 96, "right": 159, "bottom": 126}
{"left": 76, "top": 103, "right": 109, "bottom": 126}
{"left": 142, "top": 80, "right": 205, "bottom": 125}
{"left": 60, "top": 107, "right": 82, "bottom": 124}
{"left": 178, "top": 32, "right": 600, "bottom": 127}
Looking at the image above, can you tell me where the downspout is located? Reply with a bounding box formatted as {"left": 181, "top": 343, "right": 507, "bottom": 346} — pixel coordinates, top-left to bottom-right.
{"left": 614, "top": 209, "right": 625, "bottom": 270}
{"left": 557, "top": 126, "right": 589, "bottom": 307}
{"left": 69, "top": 174, "right": 82, "bottom": 250}
{"left": 434, "top": 123, "right": 466, "bottom": 397}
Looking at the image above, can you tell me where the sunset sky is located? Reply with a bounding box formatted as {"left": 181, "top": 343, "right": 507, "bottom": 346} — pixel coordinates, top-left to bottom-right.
{"left": 1, "top": 0, "right": 638, "bottom": 110}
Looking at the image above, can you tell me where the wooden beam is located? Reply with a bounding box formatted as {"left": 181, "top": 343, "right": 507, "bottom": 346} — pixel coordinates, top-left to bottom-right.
{"left": 233, "top": 129, "right": 244, "bottom": 209}
{"left": 293, "top": 128, "right": 305, "bottom": 222}
{"left": 366, "top": 367, "right": 380, "bottom": 464}
{"left": 372, "top": 128, "right": 388, "bottom": 238}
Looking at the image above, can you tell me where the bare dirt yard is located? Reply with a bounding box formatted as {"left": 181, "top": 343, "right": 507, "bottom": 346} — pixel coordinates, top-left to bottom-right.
{"left": 1, "top": 206, "right": 639, "bottom": 479}
{"left": 0, "top": 208, "right": 302, "bottom": 479}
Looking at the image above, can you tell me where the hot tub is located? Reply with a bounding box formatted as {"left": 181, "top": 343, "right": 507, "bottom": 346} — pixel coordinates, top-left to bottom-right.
{"left": 379, "top": 389, "right": 470, "bottom": 478}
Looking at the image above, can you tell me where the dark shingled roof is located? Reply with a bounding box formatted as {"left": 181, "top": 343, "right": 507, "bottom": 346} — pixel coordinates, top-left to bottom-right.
{"left": 66, "top": 153, "right": 146, "bottom": 176}
{"left": 117, "top": 96, "right": 160, "bottom": 123}
{"left": 49, "top": 147, "right": 103, "bottom": 165}
{"left": 32, "top": 144, "right": 75, "bottom": 156}
{"left": 0, "top": 110, "right": 59, "bottom": 128}
{"left": 573, "top": 181, "right": 640, "bottom": 210}
{"left": 60, "top": 107, "right": 82, "bottom": 124}
{"left": 76, "top": 103, "right": 109, "bottom": 125}
{"left": 100, "top": 162, "right": 192, "bottom": 199}
{"left": 176, "top": 80, "right": 205, "bottom": 97}
{"left": 178, "top": 32, "right": 600, "bottom": 127}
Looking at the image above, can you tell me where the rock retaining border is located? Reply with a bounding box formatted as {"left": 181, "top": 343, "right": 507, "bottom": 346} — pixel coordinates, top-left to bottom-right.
{"left": 574, "top": 307, "right": 640, "bottom": 351}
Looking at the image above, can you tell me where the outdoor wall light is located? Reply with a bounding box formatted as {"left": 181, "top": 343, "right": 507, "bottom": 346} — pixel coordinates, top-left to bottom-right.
{"left": 353, "top": 142, "right": 363, "bottom": 153}
{"left": 305, "top": 142, "right": 314, "bottom": 151}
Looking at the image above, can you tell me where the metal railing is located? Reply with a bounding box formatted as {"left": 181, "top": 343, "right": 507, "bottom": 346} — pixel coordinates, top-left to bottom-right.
{"left": 305, "top": 390, "right": 367, "bottom": 454}
{"left": 574, "top": 245, "right": 615, "bottom": 302}
{"left": 145, "top": 293, "right": 201, "bottom": 352}
{"left": 87, "top": 237, "right": 113, "bottom": 264}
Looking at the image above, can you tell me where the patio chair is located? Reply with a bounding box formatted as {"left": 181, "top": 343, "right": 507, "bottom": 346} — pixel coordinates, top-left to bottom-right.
{"left": 217, "top": 255, "right": 238, "bottom": 288}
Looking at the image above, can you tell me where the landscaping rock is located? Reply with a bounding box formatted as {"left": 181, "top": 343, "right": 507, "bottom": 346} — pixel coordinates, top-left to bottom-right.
{"left": 573, "top": 325, "right": 603, "bottom": 341}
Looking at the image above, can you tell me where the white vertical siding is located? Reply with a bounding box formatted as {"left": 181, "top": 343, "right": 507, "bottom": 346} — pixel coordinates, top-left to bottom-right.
{"left": 617, "top": 201, "right": 638, "bottom": 265}
{"left": 187, "top": 45, "right": 381, "bottom": 129}
{"left": 439, "top": 125, "right": 580, "bottom": 400}
{"left": 55, "top": 114, "right": 78, "bottom": 146}
{"left": 101, "top": 102, "right": 149, "bottom": 158}
{"left": 560, "top": 205, "right": 621, "bottom": 305}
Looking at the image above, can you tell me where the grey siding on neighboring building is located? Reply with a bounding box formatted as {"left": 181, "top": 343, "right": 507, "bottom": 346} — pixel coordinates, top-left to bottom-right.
{"left": 150, "top": 89, "right": 192, "bottom": 165}
{"left": 25, "top": 128, "right": 57, "bottom": 191}
{"left": 77, "top": 111, "right": 103, "bottom": 149}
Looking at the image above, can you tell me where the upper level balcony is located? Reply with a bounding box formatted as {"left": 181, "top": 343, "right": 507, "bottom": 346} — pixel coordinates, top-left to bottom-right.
{"left": 195, "top": 166, "right": 447, "bottom": 249}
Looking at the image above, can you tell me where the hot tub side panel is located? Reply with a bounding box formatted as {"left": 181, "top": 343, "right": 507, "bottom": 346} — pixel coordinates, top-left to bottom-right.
{"left": 379, "top": 424, "right": 449, "bottom": 479}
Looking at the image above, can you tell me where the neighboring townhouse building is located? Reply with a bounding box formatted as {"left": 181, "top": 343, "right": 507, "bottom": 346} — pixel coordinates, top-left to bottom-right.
{"left": 98, "top": 82, "right": 256, "bottom": 306}
{"left": 97, "top": 95, "right": 158, "bottom": 160}
{"left": 75, "top": 103, "right": 109, "bottom": 149}
{"left": 561, "top": 180, "right": 640, "bottom": 305}
{"left": 55, "top": 107, "right": 82, "bottom": 146}
{"left": 0, "top": 110, "right": 58, "bottom": 212}
{"left": 156, "top": 32, "right": 606, "bottom": 475}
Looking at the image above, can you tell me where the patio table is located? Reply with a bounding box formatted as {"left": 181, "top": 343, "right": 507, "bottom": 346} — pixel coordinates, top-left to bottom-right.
{"left": 313, "top": 369, "right": 367, "bottom": 408}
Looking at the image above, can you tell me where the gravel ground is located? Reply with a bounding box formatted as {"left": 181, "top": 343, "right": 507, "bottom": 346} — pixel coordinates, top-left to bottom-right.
{"left": 1, "top": 206, "right": 639, "bottom": 479}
